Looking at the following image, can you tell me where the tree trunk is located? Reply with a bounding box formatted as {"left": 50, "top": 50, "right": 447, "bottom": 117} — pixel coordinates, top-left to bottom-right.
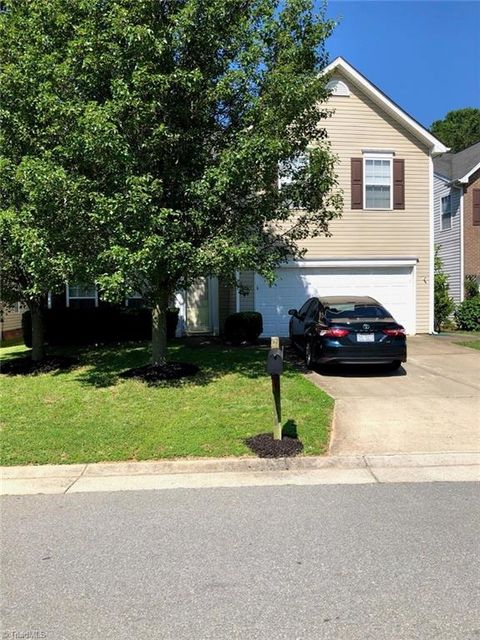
{"left": 151, "top": 289, "right": 170, "bottom": 366}
{"left": 30, "top": 302, "right": 45, "bottom": 362}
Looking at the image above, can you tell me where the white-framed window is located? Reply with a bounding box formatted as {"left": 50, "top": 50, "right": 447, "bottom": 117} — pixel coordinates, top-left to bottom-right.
{"left": 125, "top": 292, "right": 144, "bottom": 308}
{"left": 278, "top": 153, "right": 309, "bottom": 210}
{"left": 441, "top": 195, "right": 452, "bottom": 231}
{"left": 363, "top": 155, "right": 393, "bottom": 210}
{"left": 66, "top": 284, "right": 98, "bottom": 308}
{"left": 278, "top": 153, "right": 309, "bottom": 189}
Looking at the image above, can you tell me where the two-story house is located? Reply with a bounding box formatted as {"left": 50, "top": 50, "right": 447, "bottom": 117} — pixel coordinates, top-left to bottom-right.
{"left": 211, "top": 57, "right": 447, "bottom": 336}
{"left": 433, "top": 142, "right": 480, "bottom": 303}
{"left": 39, "top": 58, "right": 448, "bottom": 339}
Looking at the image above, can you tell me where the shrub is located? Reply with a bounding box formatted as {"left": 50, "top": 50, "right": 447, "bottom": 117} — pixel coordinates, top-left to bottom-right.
{"left": 22, "top": 307, "right": 179, "bottom": 347}
{"left": 224, "top": 311, "right": 263, "bottom": 344}
{"left": 454, "top": 297, "right": 480, "bottom": 332}
{"left": 464, "top": 275, "right": 480, "bottom": 300}
{"left": 434, "top": 247, "right": 455, "bottom": 332}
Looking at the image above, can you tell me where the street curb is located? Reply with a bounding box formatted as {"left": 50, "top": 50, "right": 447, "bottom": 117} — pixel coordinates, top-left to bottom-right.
{"left": 1, "top": 452, "right": 479, "bottom": 482}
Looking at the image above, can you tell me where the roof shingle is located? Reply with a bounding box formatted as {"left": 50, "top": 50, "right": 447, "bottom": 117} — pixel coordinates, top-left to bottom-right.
{"left": 434, "top": 141, "right": 480, "bottom": 182}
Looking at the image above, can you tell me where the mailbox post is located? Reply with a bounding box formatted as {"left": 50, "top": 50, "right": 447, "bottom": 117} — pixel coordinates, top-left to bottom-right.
{"left": 266, "top": 337, "right": 283, "bottom": 440}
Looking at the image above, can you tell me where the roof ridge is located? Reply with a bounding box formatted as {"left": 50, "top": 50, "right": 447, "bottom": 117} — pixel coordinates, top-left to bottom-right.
{"left": 322, "top": 57, "right": 448, "bottom": 155}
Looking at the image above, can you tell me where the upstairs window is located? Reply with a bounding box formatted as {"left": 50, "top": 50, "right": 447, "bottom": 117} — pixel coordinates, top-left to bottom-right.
{"left": 278, "top": 153, "right": 309, "bottom": 188}
{"left": 364, "top": 157, "right": 392, "bottom": 210}
{"left": 473, "top": 189, "right": 480, "bottom": 226}
{"left": 352, "top": 155, "right": 404, "bottom": 210}
{"left": 441, "top": 195, "right": 452, "bottom": 231}
{"left": 278, "top": 153, "right": 309, "bottom": 209}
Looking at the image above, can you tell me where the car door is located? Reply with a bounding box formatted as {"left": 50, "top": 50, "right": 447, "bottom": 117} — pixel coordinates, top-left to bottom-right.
{"left": 316, "top": 303, "right": 328, "bottom": 332}
{"left": 290, "top": 299, "right": 310, "bottom": 347}
{"left": 303, "top": 299, "right": 320, "bottom": 347}
{"left": 291, "top": 299, "right": 315, "bottom": 350}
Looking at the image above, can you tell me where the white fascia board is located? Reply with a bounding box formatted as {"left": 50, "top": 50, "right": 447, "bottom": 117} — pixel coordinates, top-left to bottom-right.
{"left": 322, "top": 58, "right": 449, "bottom": 155}
{"left": 457, "top": 161, "right": 480, "bottom": 184}
{"left": 279, "top": 258, "right": 419, "bottom": 269}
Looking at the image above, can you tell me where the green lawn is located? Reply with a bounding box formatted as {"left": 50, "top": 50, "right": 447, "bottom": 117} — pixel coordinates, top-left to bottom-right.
{"left": 0, "top": 341, "right": 333, "bottom": 466}
{"left": 455, "top": 339, "right": 480, "bottom": 351}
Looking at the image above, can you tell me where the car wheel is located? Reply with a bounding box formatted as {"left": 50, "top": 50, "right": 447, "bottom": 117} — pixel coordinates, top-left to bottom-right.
{"left": 305, "top": 340, "right": 315, "bottom": 369}
{"left": 388, "top": 360, "right": 402, "bottom": 371}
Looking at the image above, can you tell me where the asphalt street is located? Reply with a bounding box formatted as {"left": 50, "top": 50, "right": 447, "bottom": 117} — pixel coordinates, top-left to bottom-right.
{"left": 1, "top": 482, "right": 479, "bottom": 640}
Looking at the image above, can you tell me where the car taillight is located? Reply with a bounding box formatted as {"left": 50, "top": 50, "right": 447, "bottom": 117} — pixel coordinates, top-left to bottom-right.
{"left": 317, "top": 327, "right": 350, "bottom": 337}
{"left": 383, "top": 328, "right": 406, "bottom": 337}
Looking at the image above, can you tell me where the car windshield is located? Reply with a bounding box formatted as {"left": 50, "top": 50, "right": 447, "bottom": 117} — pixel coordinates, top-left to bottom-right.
{"left": 325, "top": 303, "right": 390, "bottom": 320}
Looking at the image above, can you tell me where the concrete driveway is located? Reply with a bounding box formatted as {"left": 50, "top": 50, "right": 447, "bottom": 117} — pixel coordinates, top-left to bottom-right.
{"left": 306, "top": 335, "right": 480, "bottom": 455}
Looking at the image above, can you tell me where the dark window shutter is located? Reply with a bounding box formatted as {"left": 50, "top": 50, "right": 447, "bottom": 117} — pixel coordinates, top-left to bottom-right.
{"left": 351, "top": 158, "right": 363, "bottom": 209}
{"left": 393, "top": 159, "right": 405, "bottom": 209}
{"left": 473, "top": 189, "right": 480, "bottom": 226}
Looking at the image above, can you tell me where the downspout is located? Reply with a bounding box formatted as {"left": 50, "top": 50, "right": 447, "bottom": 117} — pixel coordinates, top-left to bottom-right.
{"left": 459, "top": 186, "right": 465, "bottom": 302}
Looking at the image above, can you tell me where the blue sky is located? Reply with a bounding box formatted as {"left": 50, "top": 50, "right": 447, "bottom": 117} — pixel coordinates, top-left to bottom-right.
{"left": 323, "top": 1, "right": 480, "bottom": 128}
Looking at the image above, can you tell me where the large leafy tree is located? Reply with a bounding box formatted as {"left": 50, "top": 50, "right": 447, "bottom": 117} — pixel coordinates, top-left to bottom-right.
{"left": 431, "top": 108, "right": 480, "bottom": 153}
{"left": 0, "top": 1, "right": 94, "bottom": 361}
{"left": 73, "top": 0, "right": 342, "bottom": 365}
{"left": 1, "top": 0, "right": 342, "bottom": 366}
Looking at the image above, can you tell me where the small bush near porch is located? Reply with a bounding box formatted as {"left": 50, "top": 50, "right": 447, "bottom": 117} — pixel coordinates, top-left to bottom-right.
{"left": 0, "top": 342, "right": 332, "bottom": 466}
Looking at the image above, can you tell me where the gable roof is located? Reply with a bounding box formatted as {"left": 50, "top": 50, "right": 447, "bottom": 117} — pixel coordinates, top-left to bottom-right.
{"left": 322, "top": 57, "right": 448, "bottom": 156}
{"left": 433, "top": 141, "right": 480, "bottom": 183}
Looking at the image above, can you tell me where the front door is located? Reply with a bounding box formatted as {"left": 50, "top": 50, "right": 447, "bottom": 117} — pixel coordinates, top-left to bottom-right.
{"left": 186, "top": 278, "right": 211, "bottom": 333}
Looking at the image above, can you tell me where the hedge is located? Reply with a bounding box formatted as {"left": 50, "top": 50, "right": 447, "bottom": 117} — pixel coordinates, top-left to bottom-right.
{"left": 224, "top": 311, "right": 263, "bottom": 344}
{"left": 22, "top": 307, "right": 179, "bottom": 347}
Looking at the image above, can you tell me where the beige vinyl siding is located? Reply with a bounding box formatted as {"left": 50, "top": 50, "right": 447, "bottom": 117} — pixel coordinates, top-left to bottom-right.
{"left": 1, "top": 303, "right": 25, "bottom": 339}
{"left": 297, "top": 71, "right": 432, "bottom": 332}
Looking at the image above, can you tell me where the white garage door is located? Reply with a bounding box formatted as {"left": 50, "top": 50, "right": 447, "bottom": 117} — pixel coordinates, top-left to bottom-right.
{"left": 254, "top": 265, "right": 416, "bottom": 336}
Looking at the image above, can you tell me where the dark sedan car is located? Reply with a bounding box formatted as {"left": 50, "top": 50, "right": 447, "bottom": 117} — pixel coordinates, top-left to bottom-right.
{"left": 289, "top": 296, "right": 407, "bottom": 369}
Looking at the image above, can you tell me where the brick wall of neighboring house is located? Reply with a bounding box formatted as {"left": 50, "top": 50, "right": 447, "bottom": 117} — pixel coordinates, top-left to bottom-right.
{"left": 463, "top": 168, "right": 480, "bottom": 280}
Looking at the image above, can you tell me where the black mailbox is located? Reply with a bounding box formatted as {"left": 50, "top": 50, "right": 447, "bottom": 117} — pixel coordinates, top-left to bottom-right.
{"left": 266, "top": 348, "right": 283, "bottom": 375}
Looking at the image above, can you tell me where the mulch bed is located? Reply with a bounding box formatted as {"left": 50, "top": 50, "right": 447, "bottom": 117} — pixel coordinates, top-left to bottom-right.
{"left": 119, "top": 362, "right": 199, "bottom": 384}
{"left": 245, "top": 433, "right": 304, "bottom": 458}
{"left": 0, "top": 355, "right": 79, "bottom": 376}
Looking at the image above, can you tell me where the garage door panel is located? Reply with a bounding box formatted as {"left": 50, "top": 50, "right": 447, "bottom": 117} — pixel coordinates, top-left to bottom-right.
{"left": 255, "top": 266, "right": 415, "bottom": 337}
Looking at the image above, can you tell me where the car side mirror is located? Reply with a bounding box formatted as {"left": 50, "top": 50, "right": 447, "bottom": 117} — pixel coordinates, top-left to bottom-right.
{"left": 288, "top": 309, "right": 298, "bottom": 317}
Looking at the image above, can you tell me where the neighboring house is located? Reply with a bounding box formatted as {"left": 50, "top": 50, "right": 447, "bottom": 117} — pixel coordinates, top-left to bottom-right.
{"left": 41, "top": 57, "right": 448, "bottom": 338}
{"left": 433, "top": 142, "right": 480, "bottom": 303}
{"left": 0, "top": 302, "right": 26, "bottom": 341}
